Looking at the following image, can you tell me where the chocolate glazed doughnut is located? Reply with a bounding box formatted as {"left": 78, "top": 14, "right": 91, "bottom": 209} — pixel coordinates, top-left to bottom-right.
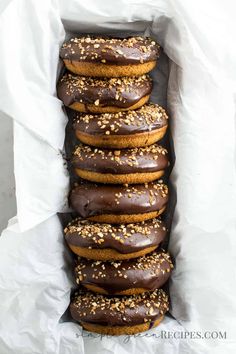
{"left": 64, "top": 217, "right": 167, "bottom": 260}
{"left": 69, "top": 181, "right": 168, "bottom": 224}
{"left": 71, "top": 144, "right": 169, "bottom": 184}
{"left": 75, "top": 251, "right": 173, "bottom": 295}
{"left": 60, "top": 36, "right": 160, "bottom": 77}
{"left": 57, "top": 74, "right": 152, "bottom": 113}
{"left": 72, "top": 103, "right": 169, "bottom": 149}
{"left": 70, "top": 289, "right": 169, "bottom": 335}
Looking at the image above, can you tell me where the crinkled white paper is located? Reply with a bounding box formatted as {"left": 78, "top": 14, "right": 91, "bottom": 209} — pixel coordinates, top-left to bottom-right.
{"left": 0, "top": 0, "right": 236, "bottom": 353}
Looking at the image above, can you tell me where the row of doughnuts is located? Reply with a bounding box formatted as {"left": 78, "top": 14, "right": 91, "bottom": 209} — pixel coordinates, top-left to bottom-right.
{"left": 58, "top": 35, "right": 173, "bottom": 335}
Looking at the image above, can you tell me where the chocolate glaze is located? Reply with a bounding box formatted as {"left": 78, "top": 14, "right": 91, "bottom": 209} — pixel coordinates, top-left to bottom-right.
{"left": 65, "top": 218, "right": 167, "bottom": 254}
{"left": 57, "top": 74, "right": 152, "bottom": 108}
{"left": 60, "top": 36, "right": 160, "bottom": 65}
{"left": 71, "top": 144, "right": 169, "bottom": 174}
{"left": 72, "top": 103, "right": 168, "bottom": 136}
{"left": 75, "top": 251, "right": 173, "bottom": 294}
{"left": 70, "top": 289, "right": 169, "bottom": 326}
{"left": 69, "top": 181, "right": 168, "bottom": 218}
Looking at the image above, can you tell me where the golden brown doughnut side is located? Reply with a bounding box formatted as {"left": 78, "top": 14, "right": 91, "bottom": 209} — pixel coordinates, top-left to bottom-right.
{"left": 88, "top": 208, "right": 165, "bottom": 224}
{"left": 68, "top": 245, "right": 158, "bottom": 260}
{"left": 74, "top": 169, "right": 164, "bottom": 184}
{"left": 75, "top": 125, "right": 168, "bottom": 148}
{"left": 84, "top": 284, "right": 152, "bottom": 295}
{"left": 63, "top": 60, "right": 157, "bottom": 77}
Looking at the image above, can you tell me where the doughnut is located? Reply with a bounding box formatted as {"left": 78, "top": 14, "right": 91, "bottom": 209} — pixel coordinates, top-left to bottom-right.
{"left": 72, "top": 104, "right": 168, "bottom": 149}
{"left": 70, "top": 288, "right": 169, "bottom": 335}
{"left": 60, "top": 36, "right": 160, "bottom": 77}
{"left": 69, "top": 181, "right": 168, "bottom": 224}
{"left": 64, "top": 217, "right": 167, "bottom": 260}
{"left": 71, "top": 144, "right": 169, "bottom": 184}
{"left": 57, "top": 74, "right": 152, "bottom": 113}
{"left": 75, "top": 251, "right": 173, "bottom": 295}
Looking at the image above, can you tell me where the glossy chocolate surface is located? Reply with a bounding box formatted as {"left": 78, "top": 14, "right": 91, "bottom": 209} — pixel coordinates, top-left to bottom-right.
{"left": 57, "top": 74, "right": 152, "bottom": 108}
{"left": 69, "top": 181, "right": 168, "bottom": 218}
{"left": 65, "top": 217, "right": 167, "bottom": 254}
{"left": 70, "top": 288, "right": 169, "bottom": 326}
{"left": 72, "top": 104, "right": 168, "bottom": 136}
{"left": 75, "top": 251, "right": 173, "bottom": 293}
{"left": 72, "top": 144, "right": 169, "bottom": 174}
{"left": 60, "top": 36, "right": 160, "bottom": 65}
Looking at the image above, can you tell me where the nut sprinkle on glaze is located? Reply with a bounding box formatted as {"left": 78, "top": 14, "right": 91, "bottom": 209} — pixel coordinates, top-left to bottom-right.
{"left": 73, "top": 104, "right": 168, "bottom": 135}
{"left": 74, "top": 250, "right": 174, "bottom": 294}
{"left": 70, "top": 288, "right": 169, "bottom": 326}
{"left": 69, "top": 180, "right": 168, "bottom": 222}
{"left": 65, "top": 217, "right": 167, "bottom": 247}
{"left": 73, "top": 144, "right": 167, "bottom": 164}
{"left": 71, "top": 103, "right": 169, "bottom": 148}
{"left": 57, "top": 74, "right": 152, "bottom": 109}
{"left": 65, "top": 218, "right": 166, "bottom": 241}
{"left": 60, "top": 36, "right": 160, "bottom": 65}
{"left": 64, "top": 217, "right": 168, "bottom": 259}
{"left": 71, "top": 143, "right": 168, "bottom": 184}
